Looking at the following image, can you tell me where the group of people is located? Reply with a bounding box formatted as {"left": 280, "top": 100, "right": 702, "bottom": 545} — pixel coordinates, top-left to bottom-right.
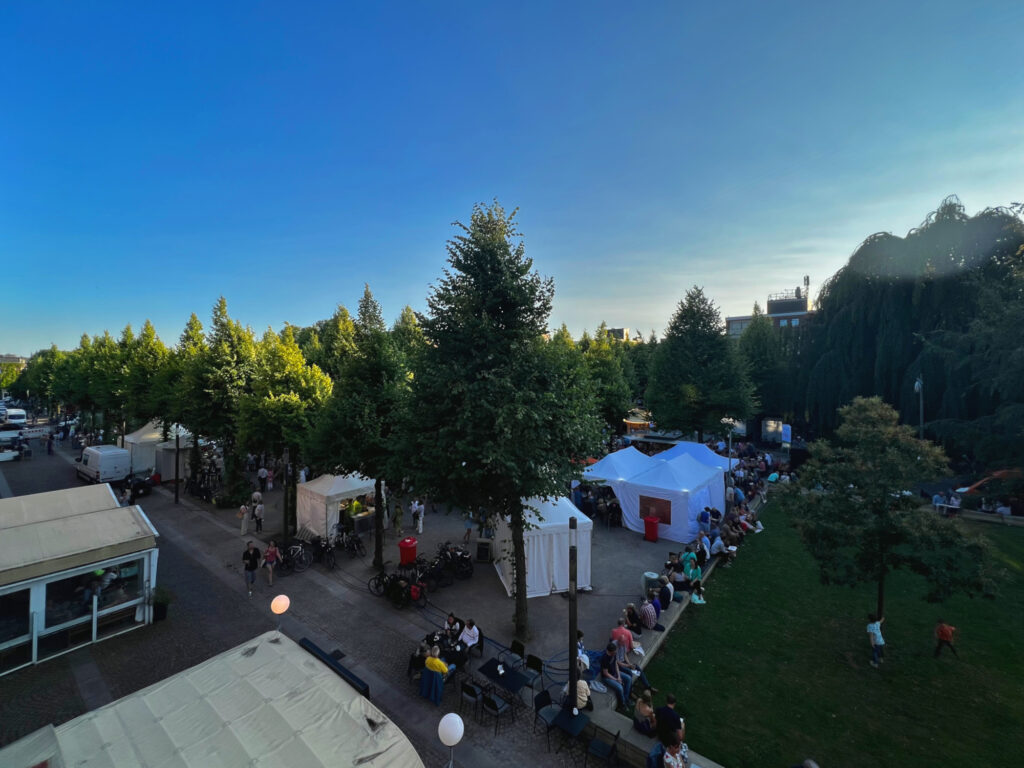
{"left": 241, "top": 539, "right": 280, "bottom": 596}
{"left": 238, "top": 490, "right": 265, "bottom": 535}
{"left": 410, "top": 613, "right": 480, "bottom": 681}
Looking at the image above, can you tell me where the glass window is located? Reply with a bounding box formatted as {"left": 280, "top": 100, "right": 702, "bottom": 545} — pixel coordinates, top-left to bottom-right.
{"left": 99, "top": 559, "right": 145, "bottom": 610}
{"left": 46, "top": 571, "right": 96, "bottom": 627}
{"left": 791, "top": 318, "right": 800, "bottom": 327}
{"left": 779, "top": 319, "right": 789, "bottom": 327}
{"left": 0, "top": 588, "right": 30, "bottom": 644}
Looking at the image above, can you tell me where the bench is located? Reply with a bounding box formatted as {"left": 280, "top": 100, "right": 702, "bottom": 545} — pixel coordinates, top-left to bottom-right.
{"left": 298, "top": 637, "right": 370, "bottom": 699}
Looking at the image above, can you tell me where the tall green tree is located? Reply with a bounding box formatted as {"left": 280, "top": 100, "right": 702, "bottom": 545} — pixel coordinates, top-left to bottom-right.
{"left": 584, "top": 323, "right": 632, "bottom": 436}
{"left": 781, "top": 397, "right": 996, "bottom": 619}
{"left": 738, "top": 303, "right": 785, "bottom": 423}
{"left": 404, "top": 202, "right": 602, "bottom": 637}
{"left": 647, "top": 286, "right": 753, "bottom": 440}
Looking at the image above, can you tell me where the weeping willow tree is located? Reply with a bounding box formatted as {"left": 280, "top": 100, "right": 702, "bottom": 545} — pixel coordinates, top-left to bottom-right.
{"left": 798, "top": 197, "right": 1024, "bottom": 463}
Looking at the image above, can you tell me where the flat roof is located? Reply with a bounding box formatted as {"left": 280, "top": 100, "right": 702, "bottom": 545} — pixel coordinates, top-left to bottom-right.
{"left": 0, "top": 485, "right": 158, "bottom": 587}
{"left": 0, "top": 632, "right": 425, "bottom": 768}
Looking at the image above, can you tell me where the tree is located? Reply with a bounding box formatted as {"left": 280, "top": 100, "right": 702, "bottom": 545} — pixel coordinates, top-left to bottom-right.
{"left": 306, "top": 287, "right": 413, "bottom": 566}
{"left": 738, "top": 303, "right": 785, "bottom": 425}
{"left": 781, "top": 397, "right": 996, "bottom": 619}
{"left": 404, "top": 202, "right": 602, "bottom": 637}
{"left": 584, "top": 323, "right": 632, "bottom": 433}
{"left": 0, "top": 362, "right": 20, "bottom": 391}
{"left": 647, "top": 286, "right": 753, "bottom": 440}
{"left": 124, "top": 320, "right": 169, "bottom": 426}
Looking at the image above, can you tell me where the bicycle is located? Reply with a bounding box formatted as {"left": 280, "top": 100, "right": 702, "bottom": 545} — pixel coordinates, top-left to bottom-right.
{"left": 333, "top": 525, "right": 367, "bottom": 558}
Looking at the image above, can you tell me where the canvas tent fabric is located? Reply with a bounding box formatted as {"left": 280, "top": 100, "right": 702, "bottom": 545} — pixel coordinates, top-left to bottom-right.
{"left": 0, "top": 485, "right": 159, "bottom": 587}
{"left": 493, "top": 496, "right": 593, "bottom": 599}
{"left": 0, "top": 631, "right": 425, "bottom": 768}
{"left": 123, "top": 420, "right": 190, "bottom": 474}
{"left": 297, "top": 473, "right": 376, "bottom": 538}
{"left": 613, "top": 454, "right": 721, "bottom": 544}
{"left": 583, "top": 446, "right": 659, "bottom": 488}
{"left": 657, "top": 441, "right": 737, "bottom": 471}
{"left": 155, "top": 437, "right": 192, "bottom": 481}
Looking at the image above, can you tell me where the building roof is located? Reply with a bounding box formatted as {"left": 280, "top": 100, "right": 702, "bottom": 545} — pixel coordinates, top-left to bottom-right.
{"left": 0, "top": 632, "right": 425, "bottom": 768}
{"left": 0, "top": 484, "right": 158, "bottom": 587}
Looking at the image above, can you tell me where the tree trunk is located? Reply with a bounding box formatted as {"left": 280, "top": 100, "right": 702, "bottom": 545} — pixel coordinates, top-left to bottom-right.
{"left": 511, "top": 500, "right": 530, "bottom": 639}
{"left": 373, "top": 478, "right": 384, "bottom": 568}
{"left": 876, "top": 567, "right": 886, "bottom": 620}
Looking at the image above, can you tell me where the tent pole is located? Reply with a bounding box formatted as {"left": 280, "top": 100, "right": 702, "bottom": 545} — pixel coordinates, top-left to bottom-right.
{"left": 568, "top": 516, "right": 578, "bottom": 709}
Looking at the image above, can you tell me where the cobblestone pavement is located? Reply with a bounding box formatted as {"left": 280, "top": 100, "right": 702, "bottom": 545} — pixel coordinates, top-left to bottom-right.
{"left": 0, "top": 451, "right": 590, "bottom": 766}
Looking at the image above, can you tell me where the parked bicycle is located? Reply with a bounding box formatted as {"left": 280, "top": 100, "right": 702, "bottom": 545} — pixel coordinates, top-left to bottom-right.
{"left": 277, "top": 541, "right": 313, "bottom": 576}
{"left": 437, "top": 541, "right": 474, "bottom": 580}
{"left": 332, "top": 524, "right": 367, "bottom": 558}
{"left": 368, "top": 568, "right": 427, "bottom": 608}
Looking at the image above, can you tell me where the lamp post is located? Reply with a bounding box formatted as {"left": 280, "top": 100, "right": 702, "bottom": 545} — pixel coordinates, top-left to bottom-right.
{"left": 568, "top": 516, "right": 578, "bottom": 710}
{"left": 914, "top": 376, "right": 924, "bottom": 440}
{"left": 721, "top": 417, "right": 735, "bottom": 505}
{"left": 437, "top": 712, "right": 464, "bottom": 768}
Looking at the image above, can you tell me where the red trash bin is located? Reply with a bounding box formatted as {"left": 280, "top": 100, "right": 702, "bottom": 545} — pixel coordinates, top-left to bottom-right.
{"left": 643, "top": 516, "right": 660, "bottom": 543}
{"left": 399, "top": 537, "right": 418, "bottom": 565}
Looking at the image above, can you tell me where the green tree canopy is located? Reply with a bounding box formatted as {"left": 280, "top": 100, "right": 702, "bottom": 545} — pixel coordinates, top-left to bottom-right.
{"left": 781, "top": 397, "right": 997, "bottom": 618}
{"left": 404, "top": 201, "right": 602, "bottom": 636}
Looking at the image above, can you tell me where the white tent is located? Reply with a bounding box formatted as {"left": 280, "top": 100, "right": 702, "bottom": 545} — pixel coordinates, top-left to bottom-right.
{"left": 614, "top": 454, "right": 722, "bottom": 543}
{"left": 296, "top": 473, "right": 375, "bottom": 538}
{"left": 658, "top": 441, "right": 737, "bottom": 471}
{"left": 123, "top": 420, "right": 190, "bottom": 475}
{"left": 493, "top": 497, "right": 593, "bottom": 599}
{"left": 583, "top": 446, "right": 659, "bottom": 490}
{"left": 154, "top": 437, "right": 192, "bottom": 481}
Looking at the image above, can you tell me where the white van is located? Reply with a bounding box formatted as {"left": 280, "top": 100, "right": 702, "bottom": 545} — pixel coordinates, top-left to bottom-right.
{"left": 76, "top": 445, "right": 132, "bottom": 484}
{"left": 5, "top": 408, "right": 26, "bottom": 426}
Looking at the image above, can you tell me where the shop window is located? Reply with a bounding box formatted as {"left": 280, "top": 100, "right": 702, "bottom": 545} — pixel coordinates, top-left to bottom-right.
{"left": 45, "top": 572, "right": 95, "bottom": 628}
{"left": 0, "top": 588, "right": 30, "bottom": 644}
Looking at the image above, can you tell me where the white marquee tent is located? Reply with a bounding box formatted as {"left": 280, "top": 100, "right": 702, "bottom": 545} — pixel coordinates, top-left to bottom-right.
{"left": 122, "top": 420, "right": 190, "bottom": 475}
{"left": 658, "top": 441, "right": 737, "bottom": 471}
{"left": 493, "top": 497, "right": 593, "bottom": 599}
{"left": 297, "top": 473, "right": 375, "bottom": 538}
{"left": 583, "top": 446, "right": 658, "bottom": 491}
{"left": 154, "top": 437, "right": 192, "bottom": 481}
{"left": 614, "top": 454, "right": 723, "bottom": 543}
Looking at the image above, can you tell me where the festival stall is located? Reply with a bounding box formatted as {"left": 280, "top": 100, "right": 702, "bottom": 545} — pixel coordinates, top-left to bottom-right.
{"left": 122, "top": 420, "right": 190, "bottom": 475}
{"left": 583, "top": 446, "right": 658, "bottom": 492}
{"left": 658, "top": 440, "right": 737, "bottom": 471}
{"left": 296, "top": 473, "right": 376, "bottom": 538}
{"left": 613, "top": 454, "right": 722, "bottom": 543}
{"left": 493, "top": 497, "right": 593, "bottom": 599}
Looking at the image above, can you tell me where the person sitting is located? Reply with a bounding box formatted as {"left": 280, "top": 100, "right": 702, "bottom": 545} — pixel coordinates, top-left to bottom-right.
{"left": 457, "top": 619, "right": 479, "bottom": 652}
{"left": 575, "top": 671, "right": 595, "bottom": 711}
{"left": 425, "top": 646, "right": 453, "bottom": 679}
{"left": 709, "top": 507, "right": 723, "bottom": 528}
{"left": 600, "top": 643, "right": 633, "bottom": 709}
{"left": 697, "top": 507, "right": 711, "bottom": 534}
{"left": 663, "top": 733, "right": 689, "bottom": 768}
{"left": 710, "top": 534, "right": 737, "bottom": 566}
{"left": 696, "top": 532, "right": 711, "bottom": 567}
{"left": 611, "top": 617, "right": 637, "bottom": 656}
{"left": 634, "top": 689, "right": 657, "bottom": 736}
{"left": 658, "top": 576, "right": 674, "bottom": 609}
{"left": 649, "top": 589, "right": 663, "bottom": 618}
{"left": 444, "top": 613, "right": 463, "bottom": 642}
{"left": 685, "top": 562, "right": 706, "bottom": 604}
{"left": 625, "top": 603, "right": 644, "bottom": 636}
{"left": 639, "top": 595, "right": 665, "bottom": 632}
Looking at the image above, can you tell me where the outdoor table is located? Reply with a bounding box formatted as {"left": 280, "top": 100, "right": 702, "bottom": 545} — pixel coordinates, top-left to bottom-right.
{"left": 477, "top": 657, "right": 529, "bottom": 702}
{"left": 552, "top": 708, "right": 590, "bottom": 753}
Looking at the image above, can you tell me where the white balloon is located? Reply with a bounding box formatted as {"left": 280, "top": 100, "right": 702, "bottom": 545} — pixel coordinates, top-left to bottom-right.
{"left": 437, "top": 713, "right": 464, "bottom": 747}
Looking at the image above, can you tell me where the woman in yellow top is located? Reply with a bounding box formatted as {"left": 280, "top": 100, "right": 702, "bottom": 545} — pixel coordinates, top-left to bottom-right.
{"left": 424, "top": 646, "right": 452, "bottom": 677}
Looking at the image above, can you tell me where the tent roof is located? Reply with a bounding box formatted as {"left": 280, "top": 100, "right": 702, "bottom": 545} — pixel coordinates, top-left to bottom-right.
{"left": 665, "top": 454, "right": 721, "bottom": 488}
{"left": 658, "top": 441, "right": 736, "bottom": 470}
{"left": 0, "top": 485, "right": 158, "bottom": 587}
{"left": 0, "top": 632, "right": 424, "bottom": 768}
{"left": 628, "top": 454, "right": 717, "bottom": 493}
{"left": 583, "top": 446, "right": 658, "bottom": 483}
{"left": 301, "top": 473, "right": 375, "bottom": 502}
{"left": 124, "top": 420, "right": 189, "bottom": 445}
{"left": 521, "top": 496, "right": 594, "bottom": 532}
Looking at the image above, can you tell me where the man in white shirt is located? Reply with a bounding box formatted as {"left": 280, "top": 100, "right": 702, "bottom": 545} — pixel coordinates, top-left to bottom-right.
{"left": 457, "top": 619, "right": 479, "bottom": 651}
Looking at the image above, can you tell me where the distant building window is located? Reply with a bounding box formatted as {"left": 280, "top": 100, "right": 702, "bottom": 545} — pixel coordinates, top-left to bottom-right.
{"left": 790, "top": 318, "right": 799, "bottom": 327}
{"left": 779, "top": 319, "right": 789, "bottom": 327}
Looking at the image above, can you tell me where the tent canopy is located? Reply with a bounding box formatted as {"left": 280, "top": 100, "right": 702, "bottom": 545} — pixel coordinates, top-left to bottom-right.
{"left": 123, "top": 420, "right": 190, "bottom": 474}
{"left": 583, "top": 446, "right": 658, "bottom": 484}
{"left": 612, "top": 454, "right": 723, "bottom": 544}
{"left": 493, "top": 497, "right": 593, "bottom": 599}
{"left": 297, "top": 473, "right": 375, "bottom": 537}
{"left": 658, "top": 441, "right": 737, "bottom": 471}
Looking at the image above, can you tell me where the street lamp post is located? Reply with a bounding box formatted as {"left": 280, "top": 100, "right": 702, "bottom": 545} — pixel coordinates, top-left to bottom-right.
{"left": 438, "top": 713, "right": 464, "bottom": 768}
{"left": 568, "top": 516, "right": 578, "bottom": 709}
{"left": 914, "top": 376, "right": 924, "bottom": 440}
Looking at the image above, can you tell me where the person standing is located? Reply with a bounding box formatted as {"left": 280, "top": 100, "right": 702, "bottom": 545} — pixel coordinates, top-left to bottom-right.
{"left": 264, "top": 540, "right": 279, "bottom": 586}
{"left": 266, "top": 468, "right": 275, "bottom": 492}
{"left": 239, "top": 504, "right": 250, "bottom": 536}
{"left": 257, "top": 466, "right": 268, "bottom": 493}
{"left": 413, "top": 499, "right": 423, "bottom": 534}
{"left": 253, "top": 502, "right": 264, "bottom": 533}
{"left": 866, "top": 613, "right": 885, "bottom": 667}
{"left": 242, "top": 541, "right": 261, "bottom": 597}
{"left": 934, "top": 619, "right": 958, "bottom": 658}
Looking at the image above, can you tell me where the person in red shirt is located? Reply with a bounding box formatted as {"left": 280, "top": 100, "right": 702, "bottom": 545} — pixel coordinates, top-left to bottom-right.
{"left": 934, "top": 619, "right": 958, "bottom": 658}
{"left": 611, "top": 617, "right": 635, "bottom": 655}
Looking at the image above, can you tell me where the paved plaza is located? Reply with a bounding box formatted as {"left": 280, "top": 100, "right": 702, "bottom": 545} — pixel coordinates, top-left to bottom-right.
{"left": 0, "top": 446, "right": 705, "bottom": 766}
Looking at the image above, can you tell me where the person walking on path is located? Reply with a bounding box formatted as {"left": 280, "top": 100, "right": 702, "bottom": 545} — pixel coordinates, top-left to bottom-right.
{"left": 264, "top": 540, "right": 279, "bottom": 586}
{"left": 866, "top": 613, "right": 885, "bottom": 667}
{"left": 242, "top": 541, "right": 261, "bottom": 597}
{"left": 413, "top": 499, "right": 423, "bottom": 535}
{"left": 267, "top": 468, "right": 274, "bottom": 491}
{"left": 257, "top": 466, "right": 268, "bottom": 493}
{"left": 239, "top": 504, "right": 250, "bottom": 536}
{"left": 934, "top": 619, "right": 958, "bottom": 658}
{"left": 253, "top": 502, "right": 264, "bottom": 533}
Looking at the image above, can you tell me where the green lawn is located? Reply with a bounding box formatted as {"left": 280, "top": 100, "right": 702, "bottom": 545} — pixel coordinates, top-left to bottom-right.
{"left": 644, "top": 504, "right": 1024, "bottom": 768}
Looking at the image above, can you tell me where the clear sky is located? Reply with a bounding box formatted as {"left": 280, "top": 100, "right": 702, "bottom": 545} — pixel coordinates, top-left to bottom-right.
{"left": 3, "top": 1, "right": 1023, "bottom": 355}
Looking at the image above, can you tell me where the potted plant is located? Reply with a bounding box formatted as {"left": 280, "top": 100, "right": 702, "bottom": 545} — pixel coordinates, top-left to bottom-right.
{"left": 151, "top": 586, "right": 175, "bottom": 622}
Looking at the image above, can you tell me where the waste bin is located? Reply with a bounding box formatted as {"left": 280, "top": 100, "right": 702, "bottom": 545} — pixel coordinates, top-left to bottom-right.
{"left": 643, "top": 516, "right": 659, "bottom": 543}
{"left": 643, "top": 571, "right": 660, "bottom": 597}
{"left": 399, "top": 537, "right": 418, "bottom": 565}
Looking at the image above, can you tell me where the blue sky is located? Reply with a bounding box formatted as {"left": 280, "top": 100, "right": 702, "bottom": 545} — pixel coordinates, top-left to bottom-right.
{"left": 3, "top": 1, "right": 1023, "bottom": 355}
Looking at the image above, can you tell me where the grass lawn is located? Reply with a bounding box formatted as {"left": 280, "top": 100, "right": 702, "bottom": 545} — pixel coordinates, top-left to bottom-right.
{"left": 644, "top": 503, "right": 1024, "bottom": 768}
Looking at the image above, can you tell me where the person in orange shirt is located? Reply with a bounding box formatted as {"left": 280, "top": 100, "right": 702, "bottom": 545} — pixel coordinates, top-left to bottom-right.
{"left": 934, "top": 619, "right": 958, "bottom": 658}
